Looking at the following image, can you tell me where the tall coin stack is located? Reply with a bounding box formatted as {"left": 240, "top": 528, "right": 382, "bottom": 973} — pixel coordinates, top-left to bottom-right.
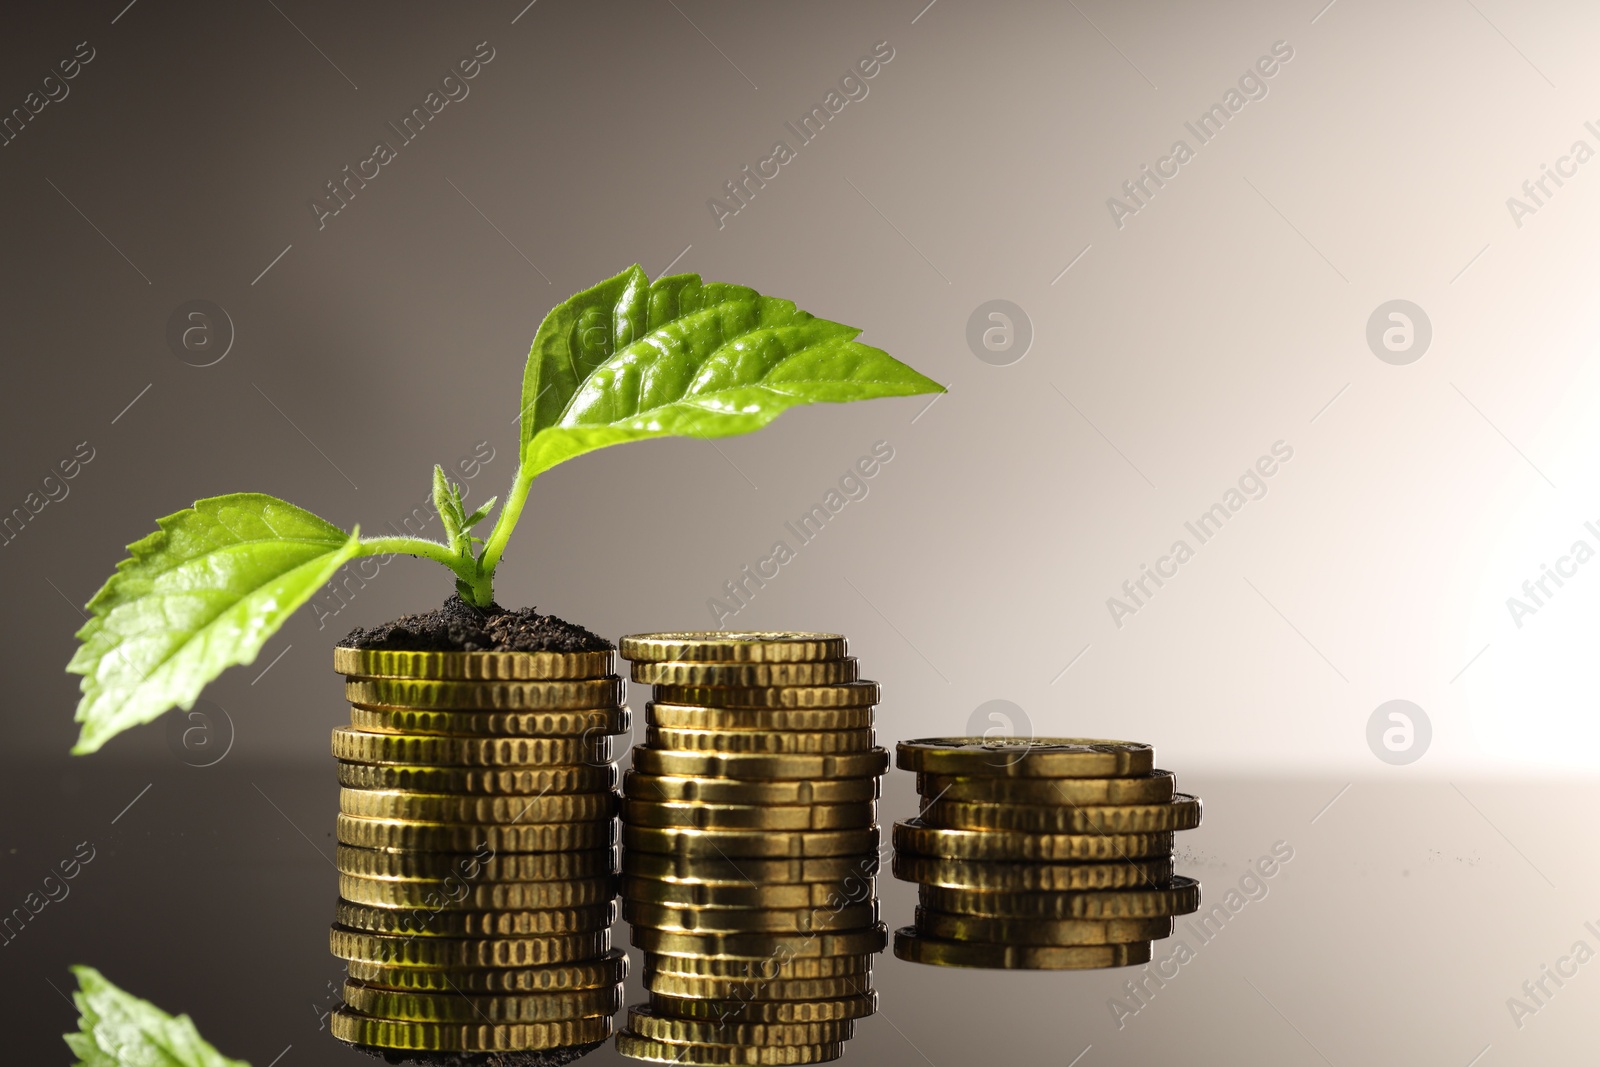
{"left": 614, "top": 632, "right": 889, "bottom": 1066}
{"left": 327, "top": 646, "right": 631, "bottom": 1060}
{"left": 891, "top": 738, "right": 1202, "bottom": 970}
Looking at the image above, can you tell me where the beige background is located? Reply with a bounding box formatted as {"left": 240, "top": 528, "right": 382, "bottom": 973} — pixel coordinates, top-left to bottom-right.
{"left": 3, "top": 0, "right": 1599, "bottom": 1062}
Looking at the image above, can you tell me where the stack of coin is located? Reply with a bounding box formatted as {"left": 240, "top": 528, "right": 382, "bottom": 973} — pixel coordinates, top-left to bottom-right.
{"left": 614, "top": 632, "right": 888, "bottom": 1065}
{"left": 891, "top": 737, "right": 1202, "bottom": 970}
{"left": 327, "top": 646, "right": 631, "bottom": 1058}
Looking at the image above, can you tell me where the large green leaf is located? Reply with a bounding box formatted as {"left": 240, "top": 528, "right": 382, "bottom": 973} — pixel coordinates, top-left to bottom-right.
{"left": 63, "top": 966, "right": 251, "bottom": 1067}
{"left": 67, "top": 493, "right": 360, "bottom": 754}
{"left": 517, "top": 265, "right": 944, "bottom": 479}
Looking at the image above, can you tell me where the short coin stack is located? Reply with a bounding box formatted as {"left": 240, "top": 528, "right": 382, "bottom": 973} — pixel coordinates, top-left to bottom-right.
{"left": 614, "top": 632, "right": 889, "bottom": 1065}
{"left": 892, "top": 737, "right": 1202, "bottom": 970}
{"left": 328, "top": 645, "right": 631, "bottom": 1058}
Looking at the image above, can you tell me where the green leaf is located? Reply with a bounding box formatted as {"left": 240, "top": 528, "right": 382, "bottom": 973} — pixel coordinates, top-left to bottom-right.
{"left": 516, "top": 265, "right": 944, "bottom": 480}
{"left": 63, "top": 965, "right": 251, "bottom": 1067}
{"left": 67, "top": 493, "right": 361, "bottom": 754}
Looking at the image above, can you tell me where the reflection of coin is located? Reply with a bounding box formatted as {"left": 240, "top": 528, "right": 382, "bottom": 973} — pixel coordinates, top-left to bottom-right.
{"left": 335, "top": 814, "right": 618, "bottom": 853}
{"left": 345, "top": 676, "right": 622, "bottom": 711}
{"left": 339, "top": 789, "right": 616, "bottom": 824}
{"left": 623, "top": 771, "right": 878, "bottom": 806}
{"left": 920, "top": 795, "right": 1201, "bottom": 834}
{"left": 919, "top": 877, "right": 1201, "bottom": 919}
{"left": 620, "top": 632, "right": 846, "bottom": 663}
{"left": 627, "top": 1004, "right": 852, "bottom": 1046}
{"left": 622, "top": 899, "right": 878, "bottom": 934}
{"left": 336, "top": 761, "right": 616, "bottom": 795}
{"left": 653, "top": 683, "right": 879, "bottom": 709}
{"left": 614, "top": 1033, "right": 841, "bottom": 1065}
{"left": 893, "top": 820, "right": 1171, "bottom": 861}
{"left": 334, "top": 646, "right": 614, "bottom": 680}
{"left": 646, "top": 702, "right": 873, "bottom": 731}
{"left": 623, "top": 850, "right": 878, "bottom": 886}
{"left": 330, "top": 1009, "right": 611, "bottom": 1052}
{"left": 348, "top": 704, "right": 630, "bottom": 737}
{"left": 896, "top": 738, "right": 1153, "bottom": 777}
{"left": 892, "top": 927, "right": 1151, "bottom": 970}
{"left": 631, "top": 658, "right": 858, "bottom": 686}
{"left": 891, "top": 853, "right": 1172, "bottom": 891}
{"left": 915, "top": 907, "right": 1172, "bottom": 946}
{"left": 339, "top": 873, "right": 616, "bottom": 911}
{"left": 631, "top": 748, "right": 888, "bottom": 781}
{"left": 331, "top": 729, "right": 614, "bottom": 767}
{"left": 631, "top": 923, "right": 888, "bottom": 960}
{"left": 345, "top": 950, "right": 627, "bottom": 994}
{"left": 916, "top": 771, "right": 1176, "bottom": 805}
{"left": 625, "top": 824, "right": 878, "bottom": 859}
{"left": 342, "top": 979, "right": 621, "bottom": 1024}
{"left": 329, "top": 925, "right": 611, "bottom": 967}
{"left": 621, "top": 799, "right": 875, "bottom": 831}
{"left": 644, "top": 725, "right": 875, "bottom": 755}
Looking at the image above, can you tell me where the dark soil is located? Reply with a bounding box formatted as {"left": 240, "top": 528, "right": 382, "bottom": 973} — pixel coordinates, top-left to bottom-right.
{"left": 365, "top": 1041, "right": 607, "bottom": 1067}
{"left": 341, "top": 595, "right": 611, "bottom": 653}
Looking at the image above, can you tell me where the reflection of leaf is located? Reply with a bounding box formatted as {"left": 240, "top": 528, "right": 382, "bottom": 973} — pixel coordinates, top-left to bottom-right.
{"left": 517, "top": 265, "right": 944, "bottom": 480}
{"left": 64, "top": 965, "right": 251, "bottom": 1067}
{"left": 66, "top": 494, "right": 361, "bottom": 754}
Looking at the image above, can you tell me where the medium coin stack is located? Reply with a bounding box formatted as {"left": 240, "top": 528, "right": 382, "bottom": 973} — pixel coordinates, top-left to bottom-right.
{"left": 327, "top": 646, "right": 631, "bottom": 1059}
{"left": 614, "top": 632, "right": 889, "bottom": 1066}
{"left": 891, "top": 737, "right": 1202, "bottom": 970}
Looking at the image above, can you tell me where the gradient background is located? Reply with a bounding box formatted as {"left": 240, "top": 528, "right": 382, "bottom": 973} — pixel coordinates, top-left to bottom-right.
{"left": 3, "top": 0, "right": 1598, "bottom": 1063}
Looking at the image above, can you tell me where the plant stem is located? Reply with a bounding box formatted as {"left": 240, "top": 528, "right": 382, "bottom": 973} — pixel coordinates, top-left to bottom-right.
{"left": 477, "top": 465, "right": 533, "bottom": 577}
{"left": 358, "top": 536, "right": 494, "bottom": 606}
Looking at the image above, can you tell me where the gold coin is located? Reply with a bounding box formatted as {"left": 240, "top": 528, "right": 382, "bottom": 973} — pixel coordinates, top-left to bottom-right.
{"left": 896, "top": 738, "right": 1154, "bottom": 778}
{"left": 891, "top": 853, "right": 1172, "bottom": 891}
{"left": 631, "top": 923, "right": 887, "bottom": 961}
{"left": 340, "top": 789, "right": 616, "bottom": 824}
{"left": 624, "top": 851, "right": 879, "bottom": 887}
{"left": 627, "top": 1005, "right": 852, "bottom": 1047}
{"left": 620, "top": 632, "right": 846, "bottom": 664}
{"left": 348, "top": 704, "right": 630, "bottom": 737}
{"left": 621, "top": 799, "right": 875, "bottom": 831}
{"left": 625, "top": 825, "right": 879, "bottom": 859}
{"left": 892, "top": 927, "right": 1152, "bottom": 970}
{"left": 653, "top": 683, "right": 878, "bottom": 709}
{"left": 333, "top": 646, "right": 614, "bottom": 681}
{"left": 342, "top": 980, "right": 621, "bottom": 1024}
{"left": 916, "top": 770, "right": 1176, "bottom": 805}
{"left": 330, "top": 1008, "right": 611, "bottom": 1052}
{"left": 622, "top": 876, "right": 869, "bottom": 911}
{"left": 645, "top": 953, "right": 870, "bottom": 980}
{"left": 614, "top": 1032, "right": 842, "bottom": 1065}
{"left": 892, "top": 820, "right": 1171, "bottom": 862}
{"left": 339, "top": 873, "right": 616, "bottom": 912}
{"left": 329, "top": 925, "right": 611, "bottom": 968}
{"left": 332, "top": 729, "right": 615, "bottom": 767}
{"left": 919, "top": 795, "right": 1202, "bottom": 834}
{"left": 918, "top": 877, "right": 1201, "bottom": 920}
{"left": 915, "top": 907, "right": 1172, "bottom": 946}
{"left": 643, "top": 971, "right": 871, "bottom": 1002}
{"left": 651, "top": 992, "right": 877, "bottom": 1023}
{"left": 337, "top": 760, "right": 617, "bottom": 795}
{"left": 346, "top": 950, "right": 627, "bottom": 994}
{"left": 630, "top": 748, "right": 888, "bottom": 781}
{"left": 644, "top": 725, "right": 875, "bottom": 755}
{"left": 334, "top": 900, "right": 617, "bottom": 937}
{"left": 335, "top": 845, "right": 617, "bottom": 882}
{"left": 623, "top": 899, "right": 878, "bottom": 934}
{"left": 346, "top": 676, "right": 623, "bottom": 711}
{"left": 631, "top": 659, "right": 858, "bottom": 687}
{"left": 624, "top": 771, "right": 878, "bottom": 806}
{"left": 337, "top": 814, "right": 618, "bottom": 854}
{"left": 647, "top": 703, "right": 873, "bottom": 732}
